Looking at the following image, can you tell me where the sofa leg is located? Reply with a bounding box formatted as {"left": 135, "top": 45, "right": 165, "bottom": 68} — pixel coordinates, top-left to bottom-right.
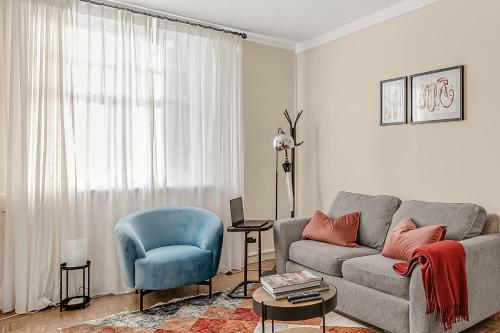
{"left": 490, "top": 312, "right": 500, "bottom": 321}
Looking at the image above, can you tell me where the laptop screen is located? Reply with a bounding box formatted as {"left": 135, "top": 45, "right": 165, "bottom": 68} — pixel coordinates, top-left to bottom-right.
{"left": 230, "top": 197, "right": 244, "bottom": 225}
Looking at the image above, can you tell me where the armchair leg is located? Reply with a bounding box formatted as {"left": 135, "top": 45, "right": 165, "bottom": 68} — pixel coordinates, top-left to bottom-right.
{"left": 139, "top": 290, "right": 152, "bottom": 311}
{"left": 140, "top": 290, "right": 144, "bottom": 311}
{"left": 198, "top": 279, "right": 213, "bottom": 298}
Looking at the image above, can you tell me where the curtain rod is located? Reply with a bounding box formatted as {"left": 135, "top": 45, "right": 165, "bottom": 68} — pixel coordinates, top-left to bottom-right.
{"left": 80, "top": 0, "right": 248, "bottom": 39}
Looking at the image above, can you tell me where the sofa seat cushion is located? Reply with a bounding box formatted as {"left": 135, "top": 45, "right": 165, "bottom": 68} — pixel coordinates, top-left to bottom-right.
{"left": 135, "top": 245, "right": 213, "bottom": 290}
{"left": 289, "top": 240, "right": 379, "bottom": 276}
{"left": 342, "top": 254, "right": 410, "bottom": 299}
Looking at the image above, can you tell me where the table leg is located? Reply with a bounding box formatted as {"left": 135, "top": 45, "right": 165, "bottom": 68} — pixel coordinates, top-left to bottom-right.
{"left": 244, "top": 231, "right": 248, "bottom": 296}
{"left": 88, "top": 263, "right": 91, "bottom": 299}
{"left": 272, "top": 320, "right": 274, "bottom": 333}
{"left": 261, "top": 301, "right": 266, "bottom": 333}
{"left": 258, "top": 230, "right": 262, "bottom": 279}
{"left": 322, "top": 298, "right": 326, "bottom": 333}
{"left": 66, "top": 267, "right": 69, "bottom": 306}
{"left": 83, "top": 266, "right": 86, "bottom": 308}
{"left": 59, "top": 267, "right": 63, "bottom": 312}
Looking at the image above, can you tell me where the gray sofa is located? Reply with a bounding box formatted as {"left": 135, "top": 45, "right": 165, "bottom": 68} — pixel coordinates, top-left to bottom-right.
{"left": 274, "top": 191, "right": 500, "bottom": 333}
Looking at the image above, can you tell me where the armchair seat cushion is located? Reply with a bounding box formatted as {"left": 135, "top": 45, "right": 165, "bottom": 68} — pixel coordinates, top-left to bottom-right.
{"left": 342, "top": 254, "right": 410, "bottom": 299}
{"left": 289, "top": 240, "right": 379, "bottom": 276}
{"left": 134, "top": 245, "right": 213, "bottom": 290}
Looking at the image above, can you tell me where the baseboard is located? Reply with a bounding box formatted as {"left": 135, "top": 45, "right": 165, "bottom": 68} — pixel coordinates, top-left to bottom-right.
{"left": 247, "top": 249, "right": 275, "bottom": 264}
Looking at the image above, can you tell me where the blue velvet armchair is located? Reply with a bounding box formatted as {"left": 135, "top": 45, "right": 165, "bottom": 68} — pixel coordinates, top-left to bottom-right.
{"left": 114, "top": 207, "right": 224, "bottom": 310}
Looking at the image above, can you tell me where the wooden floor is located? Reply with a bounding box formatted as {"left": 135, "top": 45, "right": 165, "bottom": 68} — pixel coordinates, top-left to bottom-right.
{"left": 0, "top": 260, "right": 498, "bottom": 333}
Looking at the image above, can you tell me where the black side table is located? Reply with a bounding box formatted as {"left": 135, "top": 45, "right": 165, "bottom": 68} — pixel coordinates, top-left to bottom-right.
{"left": 227, "top": 221, "right": 273, "bottom": 298}
{"left": 60, "top": 261, "right": 91, "bottom": 311}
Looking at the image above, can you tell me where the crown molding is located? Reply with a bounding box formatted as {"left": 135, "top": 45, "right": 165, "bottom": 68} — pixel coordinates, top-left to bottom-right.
{"left": 295, "top": 0, "right": 442, "bottom": 53}
{"left": 245, "top": 33, "right": 297, "bottom": 51}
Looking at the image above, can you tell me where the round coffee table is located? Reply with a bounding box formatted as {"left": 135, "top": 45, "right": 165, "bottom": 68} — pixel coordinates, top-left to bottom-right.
{"left": 252, "top": 285, "right": 337, "bottom": 333}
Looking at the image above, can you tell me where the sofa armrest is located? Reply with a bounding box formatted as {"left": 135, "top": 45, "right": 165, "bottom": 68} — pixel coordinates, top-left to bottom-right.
{"left": 273, "top": 217, "right": 311, "bottom": 273}
{"left": 409, "top": 233, "right": 500, "bottom": 333}
{"left": 114, "top": 222, "right": 146, "bottom": 289}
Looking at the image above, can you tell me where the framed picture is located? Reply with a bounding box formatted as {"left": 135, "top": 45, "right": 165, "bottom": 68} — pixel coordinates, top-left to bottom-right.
{"left": 410, "top": 65, "right": 464, "bottom": 124}
{"left": 380, "top": 76, "right": 407, "bottom": 125}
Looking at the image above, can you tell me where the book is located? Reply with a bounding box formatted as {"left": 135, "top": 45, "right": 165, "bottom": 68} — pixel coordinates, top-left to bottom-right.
{"left": 260, "top": 270, "right": 321, "bottom": 294}
{"left": 262, "top": 281, "right": 330, "bottom": 299}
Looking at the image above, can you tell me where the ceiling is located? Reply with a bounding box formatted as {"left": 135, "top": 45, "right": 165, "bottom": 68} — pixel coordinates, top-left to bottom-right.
{"left": 110, "top": 0, "right": 440, "bottom": 50}
{"left": 113, "top": 0, "right": 407, "bottom": 42}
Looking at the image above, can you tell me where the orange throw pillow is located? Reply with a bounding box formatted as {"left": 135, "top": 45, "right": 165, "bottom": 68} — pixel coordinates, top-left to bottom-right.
{"left": 302, "top": 210, "right": 360, "bottom": 247}
{"left": 382, "top": 218, "right": 447, "bottom": 261}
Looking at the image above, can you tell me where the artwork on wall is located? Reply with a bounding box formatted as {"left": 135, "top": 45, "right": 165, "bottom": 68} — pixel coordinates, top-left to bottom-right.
{"left": 380, "top": 76, "right": 407, "bottom": 125}
{"left": 410, "top": 65, "right": 464, "bottom": 124}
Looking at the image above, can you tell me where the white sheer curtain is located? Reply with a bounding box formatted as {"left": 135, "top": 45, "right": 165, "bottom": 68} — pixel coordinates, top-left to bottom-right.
{"left": 1, "top": 0, "right": 244, "bottom": 313}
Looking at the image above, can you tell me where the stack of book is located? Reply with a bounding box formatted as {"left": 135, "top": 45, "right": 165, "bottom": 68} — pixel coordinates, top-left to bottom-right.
{"left": 260, "top": 270, "right": 329, "bottom": 299}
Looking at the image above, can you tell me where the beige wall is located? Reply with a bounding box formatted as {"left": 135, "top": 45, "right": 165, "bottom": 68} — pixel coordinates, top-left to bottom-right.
{"left": 243, "top": 40, "right": 295, "bottom": 258}
{"left": 296, "top": 0, "right": 500, "bottom": 216}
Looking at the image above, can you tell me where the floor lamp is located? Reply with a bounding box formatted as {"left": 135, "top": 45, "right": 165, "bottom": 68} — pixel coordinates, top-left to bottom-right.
{"left": 273, "top": 110, "right": 303, "bottom": 219}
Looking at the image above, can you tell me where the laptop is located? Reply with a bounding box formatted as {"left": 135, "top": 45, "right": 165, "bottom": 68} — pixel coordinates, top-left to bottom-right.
{"left": 230, "top": 197, "right": 270, "bottom": 228}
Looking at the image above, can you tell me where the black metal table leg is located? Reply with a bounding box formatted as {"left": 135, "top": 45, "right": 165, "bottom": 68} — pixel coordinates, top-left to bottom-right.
{"left": 82, "top": 267, "right": 86, "bottom": 308}
{"left": 88, "top": 263, "right": 91, "bottom": 300}
{"left": 261, "top": 301, "right": 266, "bottom": 333}
{"left": 244, "top": 231, "right": 248, "bottom": 296}
{"left": 322, "top": 298, "right": 326, "bottom": 333}
{"left": 59, "top": 266, "right": 63, "bottom": 312}
{"left": 66, "top": 267, "right": 69, "bottom": 305}
{"left": 258, "top": 230, "right": 262, "bottom": 279}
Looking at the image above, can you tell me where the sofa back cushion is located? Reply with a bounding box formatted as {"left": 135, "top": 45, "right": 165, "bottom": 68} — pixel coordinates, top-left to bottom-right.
{"left": 388, "top": 200, "right": 487, "bottom": 241}
{"left": 328, "top": 191, "right": 402, "bottom": 251}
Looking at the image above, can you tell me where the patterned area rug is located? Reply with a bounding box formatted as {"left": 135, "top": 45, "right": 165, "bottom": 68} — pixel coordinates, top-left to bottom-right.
{"left": 60, "top": 292, "right": 375, "bottom": 333}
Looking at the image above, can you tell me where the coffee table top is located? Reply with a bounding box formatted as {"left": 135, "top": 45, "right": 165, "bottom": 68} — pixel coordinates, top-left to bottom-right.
{"left": 252, "top": 285, "right": 337, "bottom": 322}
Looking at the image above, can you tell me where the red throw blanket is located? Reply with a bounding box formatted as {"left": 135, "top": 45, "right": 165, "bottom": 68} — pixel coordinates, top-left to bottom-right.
{"left": 393, "top": 240, "right": 469, "bottom": 330}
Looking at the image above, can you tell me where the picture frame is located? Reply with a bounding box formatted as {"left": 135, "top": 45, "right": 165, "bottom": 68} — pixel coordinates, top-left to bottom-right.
{"left": 410, "top": 65, "right": 464, "bottom": 124}
{"left": 380, "top": 76, "right": 407, "bottom": 126}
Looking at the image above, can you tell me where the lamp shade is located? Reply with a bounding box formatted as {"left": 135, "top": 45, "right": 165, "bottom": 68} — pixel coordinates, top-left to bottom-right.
{"left": 272, "top": 129, "right": 294, "bottom": 152}
{"left": 67, "top": 238, "right": 87, "bottom": 267}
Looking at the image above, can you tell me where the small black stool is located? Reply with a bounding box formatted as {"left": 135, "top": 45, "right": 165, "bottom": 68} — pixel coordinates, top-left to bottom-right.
{"left": 60, "top": 260, "right": 91, "bottom": 311}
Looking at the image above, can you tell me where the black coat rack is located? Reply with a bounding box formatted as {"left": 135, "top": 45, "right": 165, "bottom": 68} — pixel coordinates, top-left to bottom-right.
{"left": 275, "top": 110, "right": 303, "bottom": 219}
